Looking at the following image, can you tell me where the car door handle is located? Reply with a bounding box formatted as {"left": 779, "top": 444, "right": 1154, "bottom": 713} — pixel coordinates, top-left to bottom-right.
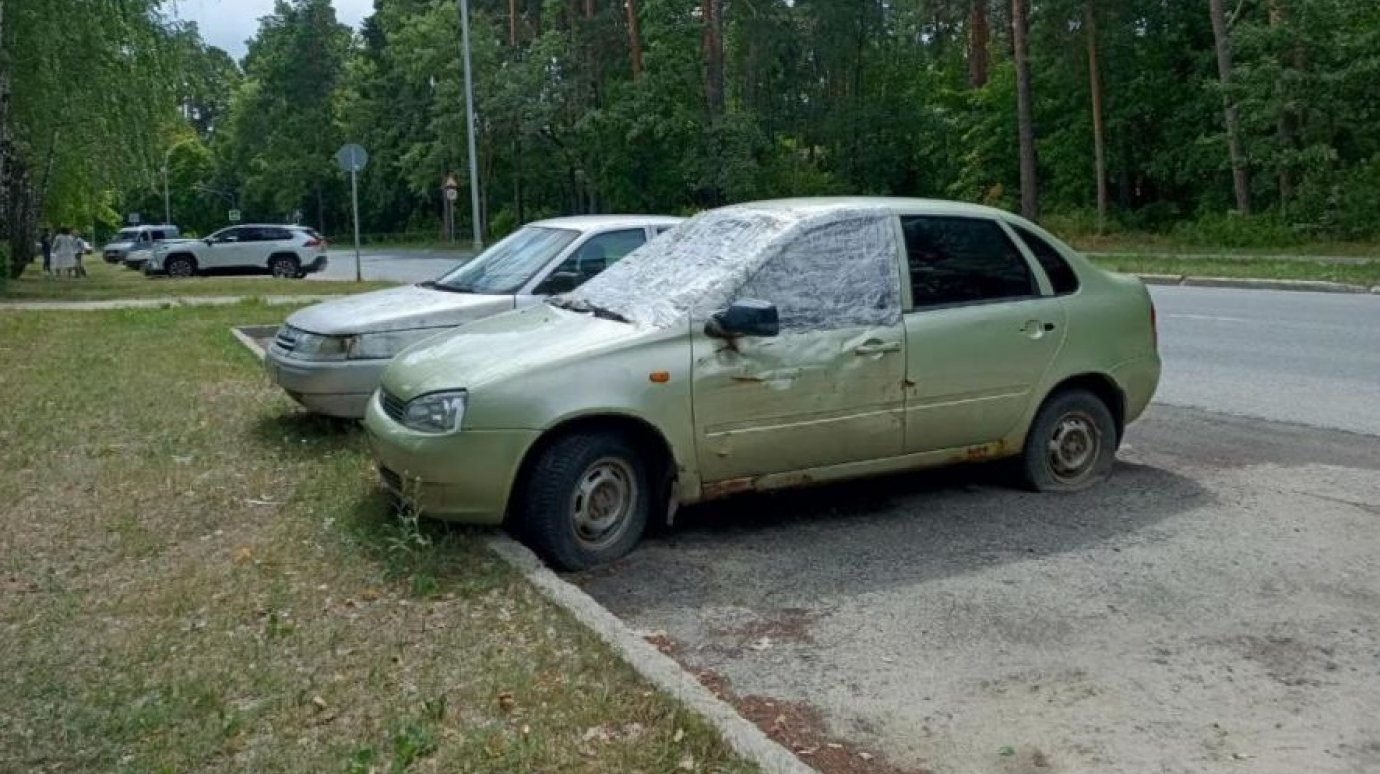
{"left": 854, "top": 341, "right": 901, "bottom": 356}
{"left": 1021, "top": 320, "right": 1057, "bottom": 337}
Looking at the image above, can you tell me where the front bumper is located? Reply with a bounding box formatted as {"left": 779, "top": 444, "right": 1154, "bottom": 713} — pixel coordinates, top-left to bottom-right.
{"left": 123, "top": 256, "right": 149, "bottom": 269}
{"left": 265, "top": 345, "right": 387, "bottom": 419}
{"left": 363, "top": 392, "right": 538, "bottom": 524}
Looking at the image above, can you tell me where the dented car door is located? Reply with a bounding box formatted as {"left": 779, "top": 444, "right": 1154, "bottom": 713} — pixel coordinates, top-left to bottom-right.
{"left": 691, "top": 213, "right": 907, "bottom": 484}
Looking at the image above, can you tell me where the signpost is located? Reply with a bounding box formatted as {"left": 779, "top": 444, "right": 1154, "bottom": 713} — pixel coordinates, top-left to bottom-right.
{"left": 442, "top": 174, "right": 459, "bottom": 244}
{"left": 228, "top": 209, "right": 242, "bottom": 223}
{"left": 129, "top": 212, "right": 141, "bottom": 226}
{"left": 336, "top": 143, "right": 369, "bottom": 282}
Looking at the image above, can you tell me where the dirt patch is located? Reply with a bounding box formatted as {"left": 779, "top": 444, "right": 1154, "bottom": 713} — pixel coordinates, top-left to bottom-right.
{"left": 642, "top": 631, "right": 684, "bottom": 657}
{"left": 692, "top": 668, "right": 932, "bottom": 774}
{"left": 713, "top": 607, "right": 820, "bottom": 645}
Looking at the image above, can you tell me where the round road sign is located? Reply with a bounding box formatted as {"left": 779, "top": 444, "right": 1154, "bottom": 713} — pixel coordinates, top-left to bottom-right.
{"left": 336, "top": 143, "right": 369, "bottom": 173}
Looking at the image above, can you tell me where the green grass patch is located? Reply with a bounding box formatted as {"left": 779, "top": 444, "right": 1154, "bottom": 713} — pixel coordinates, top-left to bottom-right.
{"left": 1089, "top": 254, "right": 1380, "bottom": 286}
{"left": 2, "top": 256, "right": 396, "bottom": 302}
{"left": 0, "top": 305, "right": 754, "bottom": 773}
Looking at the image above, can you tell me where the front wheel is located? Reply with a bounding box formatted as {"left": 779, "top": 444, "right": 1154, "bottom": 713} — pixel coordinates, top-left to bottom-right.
{"left": 1020, "top": 388, "right": 1118, "bottom": 492}
{"left": 165, "top": 255, "right": 195, "bottom": 278}
{"left": 517, "top": 432, "right": 650, "bottom": 571}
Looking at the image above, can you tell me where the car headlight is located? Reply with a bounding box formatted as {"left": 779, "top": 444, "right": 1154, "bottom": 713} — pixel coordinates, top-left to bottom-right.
{"left": 346, "top": 330, "right": 437, "bottom": 360}
{"left": 292, "top": 332, "right": 351, "bottom": 360}
{"left": 401, "top": 390, "right": 467, "bottom": 434}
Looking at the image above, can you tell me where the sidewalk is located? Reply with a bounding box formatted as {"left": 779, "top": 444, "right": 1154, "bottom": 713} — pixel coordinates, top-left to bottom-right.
{"left": 0, "top": 294, "right": 343, "bottom": 311}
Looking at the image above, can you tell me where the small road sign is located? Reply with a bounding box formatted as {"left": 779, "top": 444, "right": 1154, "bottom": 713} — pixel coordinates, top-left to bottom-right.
{"left": 129, "top": 212, "right": 141, "bottom": 225}
{"left": 228, "top": 209, "right": 242, "bottom": 223}
{"left": 336, "top": 143, "right": 369, "bottom": 173}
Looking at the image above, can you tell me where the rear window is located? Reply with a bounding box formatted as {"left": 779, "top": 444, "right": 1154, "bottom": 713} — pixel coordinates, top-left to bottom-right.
{"left": 1012, "top": 224, "right": 1080, "bottom": 295}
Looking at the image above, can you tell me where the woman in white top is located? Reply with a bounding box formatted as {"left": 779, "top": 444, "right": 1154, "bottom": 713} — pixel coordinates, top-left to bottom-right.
{"left": 50, "top": 228, "right": 81, "bottom": 276}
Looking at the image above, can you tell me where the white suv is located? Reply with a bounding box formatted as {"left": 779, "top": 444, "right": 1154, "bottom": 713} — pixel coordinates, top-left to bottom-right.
{"left": 146, "top": 224, "right": 328, "bottom": 278}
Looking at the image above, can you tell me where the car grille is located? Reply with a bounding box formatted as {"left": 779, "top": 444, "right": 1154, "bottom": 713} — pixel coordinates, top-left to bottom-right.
{"left": 273, "top": 325, "right": 300, "bottom": 353}
{"left": 380, "top": 390, "right": 406, "bottom": 424}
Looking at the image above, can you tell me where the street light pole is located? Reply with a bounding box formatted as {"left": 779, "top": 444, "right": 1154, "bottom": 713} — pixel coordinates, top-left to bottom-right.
{"left": 457, "top": 0, "right": 483, "bottom": 252}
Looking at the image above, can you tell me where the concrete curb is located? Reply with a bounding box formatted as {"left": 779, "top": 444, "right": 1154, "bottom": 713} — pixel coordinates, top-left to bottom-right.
{"left": 485, "top": 536, "right": 816, "bottom": 774}
{"left": 0, "top": 294, "right": 343, "bottom": 311}
{"left": 1133, "top": 273, "right": 1373, "bottom": 294}
{"left": 230, "top": 325, "right": 273, "bottom": 361}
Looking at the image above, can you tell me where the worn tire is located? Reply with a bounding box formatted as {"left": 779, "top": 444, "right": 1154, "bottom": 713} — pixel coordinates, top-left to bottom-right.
{"left": 269, "top": 254, "right": 301, "bottom": 278}
{"left": 1020, "top": 388, "right": 1118, "bottom": 493}
{"left": 165, "top": 255, "right": 196, "bottom": 278}
{"left": 517, "top": 432, "right": 650, "bottom": 571}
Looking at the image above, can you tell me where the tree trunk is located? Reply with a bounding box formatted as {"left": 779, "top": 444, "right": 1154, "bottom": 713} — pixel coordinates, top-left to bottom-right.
{"left": 702, "top": 0, "right": 724, "bottom": 116}
{"left": 968, "top": 0, "right": 989, "bottom": 88}
{"left": 626, "top": 0, "right": 643, "bottom": 80}
{"left": 1085, "top": 3, "right": 1108, "bottom": 233}
{"left": 1208, "top": 0, "right": 1251, "bottom": 213}
{"left": 1269, "top": 0, "right": 1298, "bottom": 214}
{"left": 1011, "top": 0, "right": 1039, "bottom": 220}
{"left": 584, "top": 0, "right": 593, "bottom": 20}
{"left": 509, "top": 0, "right": 517, "bottom": 45}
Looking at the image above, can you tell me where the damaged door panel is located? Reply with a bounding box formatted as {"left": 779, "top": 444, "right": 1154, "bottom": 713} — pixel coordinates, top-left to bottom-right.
{"left": 692, "top": 324, "right": 905, "bottom": 482}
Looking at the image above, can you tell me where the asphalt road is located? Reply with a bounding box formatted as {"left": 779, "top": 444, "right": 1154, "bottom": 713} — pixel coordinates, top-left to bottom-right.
{"left": 1151, "top": 286, "right": 1380, "bottom": 436}
{"left": 306, "top": 247, "right": 468, "bottom": 284}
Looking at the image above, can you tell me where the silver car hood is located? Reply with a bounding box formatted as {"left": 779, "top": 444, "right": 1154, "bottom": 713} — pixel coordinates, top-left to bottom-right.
{"left": 286, "top": 284, "right": 516, "bottom": 335}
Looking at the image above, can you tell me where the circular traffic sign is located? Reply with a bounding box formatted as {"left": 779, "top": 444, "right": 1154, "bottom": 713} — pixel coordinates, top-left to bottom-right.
{"left": 336, "top": 143, "right": 369, "bottom": 173}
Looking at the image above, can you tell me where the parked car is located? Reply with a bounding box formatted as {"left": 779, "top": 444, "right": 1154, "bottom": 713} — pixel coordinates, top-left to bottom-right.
{"left": 104, "top": 225, "right": 180, "bottom": 265}
{"left": 364, "top": 197, "right": 1161, "bottom": 570}
{"left": 266, "top": 215, "right": 682, "bottom": 419}
{"left": 144, "top": 224, "right": 327, "bottom": 278}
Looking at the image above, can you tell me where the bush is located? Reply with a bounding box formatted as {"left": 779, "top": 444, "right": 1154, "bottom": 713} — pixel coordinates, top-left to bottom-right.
{"left": 1170, "top": 212, "right": 1304, "bottom": 248}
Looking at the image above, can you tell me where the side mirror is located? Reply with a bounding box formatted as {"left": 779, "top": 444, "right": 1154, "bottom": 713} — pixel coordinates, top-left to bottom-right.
{"left": 706, "top": 299, "right": 779, "bottom": 338}
{"left": 204, "top": 238, "right": 214, "bottom": 245}
{"left": 540, "top": 270, "right": 582, "bottom": 295}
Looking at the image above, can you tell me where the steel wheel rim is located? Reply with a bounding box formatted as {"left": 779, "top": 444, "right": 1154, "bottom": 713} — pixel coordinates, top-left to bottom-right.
{"left": 169, "top": 260, "right": 191, "bottom": 277}
{"left": 271, "top": 260, "right": 293, "bottom": 278}
{"left": 569, "top": 457, "right": 637, "bottom": 550}
{"left": 1047, "top": 411, "right": 1100, "bottom": 483}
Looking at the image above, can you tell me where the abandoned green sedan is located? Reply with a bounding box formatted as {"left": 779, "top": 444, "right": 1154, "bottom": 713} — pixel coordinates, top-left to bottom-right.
{"left": 364, "top": 198, "right": 1160, "bottom": 569}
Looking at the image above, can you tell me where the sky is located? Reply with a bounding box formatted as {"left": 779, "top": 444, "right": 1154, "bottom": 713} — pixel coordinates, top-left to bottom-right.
{"left": 168, "top": 0, "right": 374, "bottom": 59}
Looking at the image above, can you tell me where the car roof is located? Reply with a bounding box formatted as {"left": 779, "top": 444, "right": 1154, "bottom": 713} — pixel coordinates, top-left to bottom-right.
{"left": 733, "top": 196, "right": 1018, "bottom": 220}
{"left": 222, "top": 223, "right": 312, "bottom": 229}
{"left": 526, "top": 214, "right": 684, "bottom": 231}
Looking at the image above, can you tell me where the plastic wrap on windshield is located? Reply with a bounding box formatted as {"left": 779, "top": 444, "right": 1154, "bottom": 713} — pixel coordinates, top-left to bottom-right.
{"left": 738, "top": 214, "right": 901, "bottom": 331}
{"left": 567, "top": 205, "right": 902, "bottom": 331}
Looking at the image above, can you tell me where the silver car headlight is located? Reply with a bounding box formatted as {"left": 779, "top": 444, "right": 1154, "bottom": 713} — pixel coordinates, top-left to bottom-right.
{"left": 291, "top": 332, "right": 350, "bottom": 360}
{"left": 346, "top": 330, "right": 438, "bottom": 360}
{"left": 401, "top": 390, "right": 467, "bottom": 434}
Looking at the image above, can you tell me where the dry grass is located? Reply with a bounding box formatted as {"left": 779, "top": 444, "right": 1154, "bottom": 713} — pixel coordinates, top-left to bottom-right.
{"left": 2, "top": 257, "right": 395, "bottom": 302}
{"left": 0, "top": 305, "right": 754, "bottom": 773}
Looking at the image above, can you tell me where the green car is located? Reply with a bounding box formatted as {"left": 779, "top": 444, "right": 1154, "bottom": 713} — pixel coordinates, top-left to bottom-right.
{"left": 365, "top": 198, "right": 1160, "bottom": 570}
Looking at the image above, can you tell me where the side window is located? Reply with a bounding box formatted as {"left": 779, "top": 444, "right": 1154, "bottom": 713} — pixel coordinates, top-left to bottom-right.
{"left": 215, "top": 228, "right": 242, "bottom": 243}
{"left": 1012, "top": 224, "right": 1080, "bottom": 295}
{"left": 151, "top": 230, "right": 166, "bottom": 240}
{"left": 263, "top": 228, "right": 292, "bottom": 242}
{"left": 559, "top": 229, "right": 647, "bottom": 278}
{"left": 736, "top": 215, "right": 901, "bottom": 332}
{"left": 901, "top": 216, "right": 1036, "bottom": 309}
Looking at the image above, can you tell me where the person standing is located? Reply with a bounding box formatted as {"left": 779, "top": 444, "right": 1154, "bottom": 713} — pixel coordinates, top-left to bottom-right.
{"left": 40, "top": 229, "right": 53, "bottom": 274}
{"left": 51, "top": 228, "right": 81, "bottom": 277}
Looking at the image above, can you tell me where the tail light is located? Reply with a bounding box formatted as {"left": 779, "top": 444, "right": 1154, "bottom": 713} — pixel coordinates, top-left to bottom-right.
{"left": 303, "top": 238, "right": 323, "bottom": 247}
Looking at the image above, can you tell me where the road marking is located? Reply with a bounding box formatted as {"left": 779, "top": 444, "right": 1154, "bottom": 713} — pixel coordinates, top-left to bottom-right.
{"left": 1165, "top": 313, "right": 1253, "bottom": 323}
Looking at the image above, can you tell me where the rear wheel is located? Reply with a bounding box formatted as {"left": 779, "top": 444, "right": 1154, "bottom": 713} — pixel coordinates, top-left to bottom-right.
{"left": 165, "top": 255, "right": 195, "bottom": 278}
{"left": 1020, "top": 388, "right": 1117, "bottom": 492}
{"left": 517, "top": 432, "right": 649, "bottom": 571}
{"left": 269, "top": 254, "right": 301, "bottom": 278}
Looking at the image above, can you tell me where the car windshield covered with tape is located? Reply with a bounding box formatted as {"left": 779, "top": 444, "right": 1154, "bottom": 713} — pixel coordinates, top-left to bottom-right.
{"left": 364, "top": 198, "right": 1161, "bottom": 570}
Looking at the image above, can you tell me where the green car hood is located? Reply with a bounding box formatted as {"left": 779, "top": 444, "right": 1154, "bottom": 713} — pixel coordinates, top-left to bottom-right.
{"left": 381, "top": 304, "right": 649, "bottom": 400}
